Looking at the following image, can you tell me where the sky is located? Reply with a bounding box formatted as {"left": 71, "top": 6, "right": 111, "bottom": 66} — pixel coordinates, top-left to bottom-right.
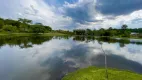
{"left": 0, "top": 0, "right": 142, "bottom": 30}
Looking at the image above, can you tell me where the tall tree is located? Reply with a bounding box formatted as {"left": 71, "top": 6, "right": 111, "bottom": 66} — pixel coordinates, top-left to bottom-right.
{"left": 30, "top": 24, "right": 45, "bottom": 34}
{"left": 122, "top": 24, "right": 128, "bottom": 30}
{"left": 2, "top": 25, "right": 17, "bottom": 33}
{"left": 18, "top": 18, "right": 32, "bottom": 32}
{"left": 44, "top": 26, "right": 52, "bottom": 32}
{"left": 108, "top": 27, "right": 112, "bottom": 30}
{"left": 0, "top": 20, "right": 4, "bottom": 29}
{"left": 18, "top": 18, "right": 32, "bottom": 24}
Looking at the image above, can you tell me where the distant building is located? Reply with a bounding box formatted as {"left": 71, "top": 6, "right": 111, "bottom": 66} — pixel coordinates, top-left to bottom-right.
{"left": 130, "top": 32, "right": 142, "bottom": 38}
{"left": 131, "top": 32, "right": 139, "bottom": 35}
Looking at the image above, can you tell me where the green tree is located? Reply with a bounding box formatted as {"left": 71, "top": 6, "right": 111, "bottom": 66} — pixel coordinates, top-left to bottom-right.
{"left": 108, "top": 27, "right": 112, "bottom": 30}
{"left": 18, "top": 18, "right": 32, "bottom": 24}
{"left": 107, "top": 27, "right": 117, "bottom": 36}
{"left": 110, "top": 30, "right": 117, "bottom": 36}
{"left": 44, "top": 26, "right": 52, "bottom": 32}
{"left": 18, "top": 18, "right": 32, "bottom": 32}
{"left": 4, "top": 19, "right": 21, "bottom": 28}
{"left": 0, "top": 20, "right": 4, "bottom": 29}
{"left": 73, "top": 29, "right": 86, "bottom": 35}
{"left": 99, "top": 28, "right": 105, "bottom": 36}
{"left": 93, "top": 29, "right": 97, "bottom": 36}
{"left": 30, "top": 24, "right": 45, "bottom": 34}
{"left": 86, "top": 29, "right": 93, "bottom": 35}
{"left": 122, "top": 24, "right": 128, "bottom": 30}
{"left": 3, "top": 25, "right": 17, "bottom": 33}
{"left": 35, "top": 23, "right": 42, "bottom": 25}
{"left": 121, "top": 24, "right": 130, "bottom": 37}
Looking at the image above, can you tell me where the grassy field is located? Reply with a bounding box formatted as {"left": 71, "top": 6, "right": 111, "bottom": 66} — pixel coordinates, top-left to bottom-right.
{"left": 110, "top": 36, "right": 142, "bottom": 39}
{"left": 0, "top": 32, "right": 69, "bottom": 36}
{"left": 0, "top": 33, "right": 141, "bottom": 39}
{"left": 62, "top": 66, "right": 142, "bottom": 80}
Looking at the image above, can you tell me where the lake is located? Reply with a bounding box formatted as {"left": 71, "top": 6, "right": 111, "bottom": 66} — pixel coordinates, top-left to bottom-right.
{"left": 0, "top": 36, "right": 142, "bottom": 80}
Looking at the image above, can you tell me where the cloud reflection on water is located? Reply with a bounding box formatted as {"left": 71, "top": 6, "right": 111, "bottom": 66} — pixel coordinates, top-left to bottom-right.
{"left": 0, "top": 37, "right": 142, "bottom": 80}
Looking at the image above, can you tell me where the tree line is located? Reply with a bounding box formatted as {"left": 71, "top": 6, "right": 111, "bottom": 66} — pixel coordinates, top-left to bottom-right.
{"left": 73, "top": 36, "right": 142, "bottom": 47}
{"left": 0, "top": 17, "right": 142, "bottom": 37}
{"left": 0, "top": 36, "right": 53, "bottom": 48}
{"left": 0, "top": 17, "right": 52, "bottom": 33}
{"left": 73, "top": 25, "right": 142, "bottom": 37}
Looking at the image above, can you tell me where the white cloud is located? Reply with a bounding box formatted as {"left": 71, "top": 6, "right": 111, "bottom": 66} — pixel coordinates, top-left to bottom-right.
{"left": 0, "top": 0, "right": 73, "bottom": 29}
{"left": 86, "top": 41, "right": 142, "bottom": 65}
{"left": 88, "top": 10, "right": 142, "bottom": 29}
{"left": 0, "top": 0, "right": 142, "bottom": 29}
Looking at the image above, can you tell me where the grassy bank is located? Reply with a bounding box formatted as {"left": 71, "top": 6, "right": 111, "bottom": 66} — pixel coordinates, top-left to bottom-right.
{"left": 0, "top": 33, "right": 141, "bottom": 39}
{"left": 0, "top": 32, "right": 69, "bottom": 36}
{"left": 62, "top": 66, "right": 142, "bottom": 80}
{"left": 74, "top": 35, "right": 142, "bottom": 39}
{"left": 110, "top": 36, "right": 142, "bottom": 39}
{"left": 94, "top": 36, "right": 142, "bottom": 39}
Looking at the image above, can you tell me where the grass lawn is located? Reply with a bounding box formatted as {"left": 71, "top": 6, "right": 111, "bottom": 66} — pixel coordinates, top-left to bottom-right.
{"left": 94, "top": 36, "right": 142, "bottom": 39}
{"left": 0, "top": 32, "right": 69, "bottom": 36}
{"left": 110, "top": 36, "right": 142, "bottom": 39}
{"left": 42, "top": 32, "right": 69, "bottom": 36}
{"left": 62, "top": 66, "right": 142, "bottom": 80}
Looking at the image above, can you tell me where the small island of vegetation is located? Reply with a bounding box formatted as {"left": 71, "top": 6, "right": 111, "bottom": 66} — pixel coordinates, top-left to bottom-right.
{"left": 62, "top": 66, "right": 142, "bottom": 80}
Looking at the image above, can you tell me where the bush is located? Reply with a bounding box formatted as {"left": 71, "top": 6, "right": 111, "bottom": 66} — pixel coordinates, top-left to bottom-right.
{"left": 2, "top": 25, "right": 18, "bottom": 33}
{"left": 0, "top": 20, "right": 4, "bottom": 29}
{"left": 30, "top": 25, "right": 45, "bottom": 33}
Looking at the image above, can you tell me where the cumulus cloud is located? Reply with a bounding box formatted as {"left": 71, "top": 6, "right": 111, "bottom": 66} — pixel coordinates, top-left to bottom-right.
{"left": 95, "top": 0, "right": 142, "bottom": 16}
{"left": 62, "top": 0, "right": 96, "bottom": 24}
{"left": 0, "top": 0, "right": 142, "bottom": 29}
{"left": 61, "top": 0, "right": 142, "bottom": 29}
{"left": 0, "top": 0, "right": 73, "bottom": 29}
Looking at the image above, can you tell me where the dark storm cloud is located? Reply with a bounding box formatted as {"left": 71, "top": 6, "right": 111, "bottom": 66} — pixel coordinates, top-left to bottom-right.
{"left": 63, "top": 1, "right": 96, "bottom": 24}
{"left": 95, "top": 0, "right": 142, "bottom": 16}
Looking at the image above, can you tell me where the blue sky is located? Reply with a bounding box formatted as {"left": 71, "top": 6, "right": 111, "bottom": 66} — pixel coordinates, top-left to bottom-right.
{"left": 0, "top": 0, "right": 142, "bottom": 30}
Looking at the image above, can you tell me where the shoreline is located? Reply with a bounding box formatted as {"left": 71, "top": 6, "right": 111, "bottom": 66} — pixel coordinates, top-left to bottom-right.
{"left": 0, "top": 33, "right": 141, "bottom": 39}
{"left": 0, "top": 33, "right": 69, "bottom": 36}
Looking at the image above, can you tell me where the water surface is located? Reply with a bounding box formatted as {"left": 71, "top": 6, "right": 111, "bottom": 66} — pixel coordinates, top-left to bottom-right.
{"left": 0, "top": 36, "right": 142, "bottom": 80}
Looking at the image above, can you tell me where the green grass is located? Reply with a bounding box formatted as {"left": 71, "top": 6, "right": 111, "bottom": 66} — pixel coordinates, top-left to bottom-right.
{"left": 94, "top": 36, "right": 142, "bottom": 39}
{"left": 42, "top": 32, "right": 69, "bottom": 36}
{"left": 0, "top": 33, "right": 141, "bottom": 39}
{"left": 62, "top": 66, "right": 142, "bottom": 80}
{"left": 0, "top": 32, "right": 68, "bottom": 36}
{"left": 110, "top": 36, "right": 142, "bottom": 39}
